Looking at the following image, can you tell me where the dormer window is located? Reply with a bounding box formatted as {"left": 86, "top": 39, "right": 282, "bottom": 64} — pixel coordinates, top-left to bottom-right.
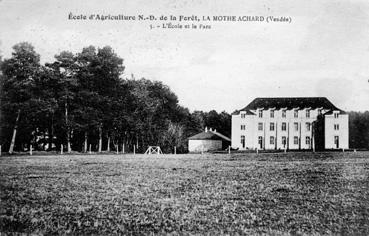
{"left": 259, "top": 110, "right": 263, "bottom": 118}
{"left": 282, "top": 110, "right": 286, "bottom": 118}
{"left": 294, "top": 110, "right": 298, "bottom": 118}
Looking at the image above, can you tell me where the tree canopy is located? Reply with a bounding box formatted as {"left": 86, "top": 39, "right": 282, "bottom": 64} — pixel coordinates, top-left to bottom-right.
{"left": 0, "top": 42, "right": 231, "bottom": 154}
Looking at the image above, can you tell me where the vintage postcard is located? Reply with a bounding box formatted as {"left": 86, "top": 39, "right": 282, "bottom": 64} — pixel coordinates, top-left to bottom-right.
{"left": 1, "top": 0, "right": 368, "bottom": 234}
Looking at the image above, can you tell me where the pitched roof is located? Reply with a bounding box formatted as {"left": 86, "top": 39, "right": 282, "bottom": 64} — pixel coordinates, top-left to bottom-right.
{"left": 232, "top": 109, "right": 256, "bottom": 115}
{"left": 235, "top": 97, "right": 343, "bottom": 114}
{"left": 323, "top": 110, "right": 347, "bottom": 115}
{"left": 188, "top": 130, "right": 231, "bottom": 141}
{"left": 212, "top": 131, "right": 231, "bottom": 142}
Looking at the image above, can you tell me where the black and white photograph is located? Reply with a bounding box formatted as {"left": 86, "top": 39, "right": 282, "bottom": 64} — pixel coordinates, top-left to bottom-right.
{"left": 0, "top": 0, "right": 369, "bottom": 234}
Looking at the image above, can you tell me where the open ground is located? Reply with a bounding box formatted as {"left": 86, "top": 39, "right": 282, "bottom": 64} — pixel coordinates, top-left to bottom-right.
{"left": 1, "top": 152, "right": 369, "bottom": 235}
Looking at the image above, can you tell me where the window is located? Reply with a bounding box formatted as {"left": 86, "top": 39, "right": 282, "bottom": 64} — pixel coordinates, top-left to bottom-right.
{"left": 334, "top": 124, "right": 339, "bottom": 130}
{"left": 282, "top": 110, "right": 286, "bottom": 118}
{"left": 282, "top": 136, "right": 287, "bottom": 145}
{"left": 270, "top": 110, "right": 274, "bottom": 118}
{"left": 306, "top": 110, "right": 310, "bottom": 118}
{"left": 282, "top": 122, "right": 287, "bottom": 131}
{"left": 259, "top": 110, "right": 263, "bottom": 118}
{"left": 241, "top": 125, "right": 246, "bottom": 130}
{"left": 270, "top": 123, "right": 275, "bottom": 131}
{"left": 334, "top": 113, "right": 339, "bottom": 118}
{"left": 306, "top": 137, "right": 310, "bottom": 145}
{"left": 294, "top": 136, "right": 299, "bottom": 145}
{"left": 306, "top": 122, "right": 310, "bottom": 131}
{"left": 294, "top": 110, "right": 298, "bottom": 118}
{"left": 294, "top": 122, "right": 299, "bottom": 131}
{"left": 258, "top": 122, "right": 263, "bottom": 131}
{"left": 270, "top": 136, "right": 275, "bottom": 145}
{"left": 241, "top": 113, "right": 246, "bottom": 118}
{"left": 318, "top": 109, "right": 322, "bottom": 115}
{"left": 241, "top": 135, "right": 245, "bottom": 148}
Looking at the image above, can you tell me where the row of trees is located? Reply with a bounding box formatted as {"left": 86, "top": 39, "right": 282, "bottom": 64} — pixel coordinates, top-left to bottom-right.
{"left": 0, "top": 42, "right": 231, "bottom": 154}
{"left": 348, "top": 111, "right": 369, "bottom": 149}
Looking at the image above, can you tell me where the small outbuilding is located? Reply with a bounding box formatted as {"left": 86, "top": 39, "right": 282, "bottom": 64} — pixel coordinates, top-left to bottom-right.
{"left": 188, "top": 127, "right": 231, "bottom": 152}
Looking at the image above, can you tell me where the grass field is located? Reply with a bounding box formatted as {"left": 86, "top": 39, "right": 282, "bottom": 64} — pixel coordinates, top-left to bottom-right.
{"left": 1, "top": 152, "right": 369, "bottom": 235}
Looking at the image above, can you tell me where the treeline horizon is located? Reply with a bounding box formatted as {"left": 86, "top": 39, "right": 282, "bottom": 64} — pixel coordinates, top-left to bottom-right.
{"left": 0, "top": 42, "right": 368, "bottom": 154}
{"left": 0, "top": 42, "right": 231, "bottom": 154}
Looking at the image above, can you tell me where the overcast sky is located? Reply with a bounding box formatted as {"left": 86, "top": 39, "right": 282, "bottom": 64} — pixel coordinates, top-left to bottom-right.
{"left": 1, "top": 0, "right": 368, "bottom": 112}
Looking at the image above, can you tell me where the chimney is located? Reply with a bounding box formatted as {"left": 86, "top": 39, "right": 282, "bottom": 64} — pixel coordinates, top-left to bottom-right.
{"left": 205, "top": 127, "right": 208, "bottom": 132}
{"left": 214, "top": 129, "right": 217, "bottom": 133}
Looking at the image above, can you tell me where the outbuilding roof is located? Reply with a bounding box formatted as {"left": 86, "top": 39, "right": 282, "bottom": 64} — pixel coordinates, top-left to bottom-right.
{"left": 188, "top": 131, "right": 222, "bottom": 140}
{"left": 188, "top": 129, "right": 231, "bottom": 142}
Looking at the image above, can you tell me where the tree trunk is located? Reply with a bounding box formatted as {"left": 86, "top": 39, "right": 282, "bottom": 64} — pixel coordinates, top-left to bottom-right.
{"left": 98, "top": 124, "right": 102, "bottom": 153}
{"left": 47, "top": 127, "right": 52, "bottom": 151}
{"left": 107, "top": 135, "right": 110, "bottom": 152}
{"left": 8, "top": 109, "right": 21, "bottom": 154}
{"left": 65, "top": 102, "right": 71, "bottom": 153}
{"left": 48, "top": 112, "right": 54, "bottom": 151}
{"left": 84, "top": 131, "right": 88, "bottom": 153}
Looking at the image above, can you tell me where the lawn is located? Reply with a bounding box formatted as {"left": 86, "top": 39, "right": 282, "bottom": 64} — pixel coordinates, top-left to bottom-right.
{"left": 1, "top": 152, "right": 369, "bottom": 235}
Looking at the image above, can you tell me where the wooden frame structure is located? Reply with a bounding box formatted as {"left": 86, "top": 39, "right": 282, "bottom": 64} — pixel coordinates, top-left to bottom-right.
{"left": 144, "top": 146, "right": 163, "bottom": 155}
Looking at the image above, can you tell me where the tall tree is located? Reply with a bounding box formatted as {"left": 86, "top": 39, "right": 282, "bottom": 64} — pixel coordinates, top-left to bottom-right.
{"left": 0, "top": 56, "right": 4, "bottom": 149}
{"left": 1, "top": 42, "right": 40, "bottom": 153}
{"left": 95, "top": 46, "right": 124, "bottom": 152}
{"left": 74, "top": 46, "right": 125, "bottom": 152}
{"left": 31, "top": 66, "right": 60, "bottom": 150}
{"left": 48, "top": 51, "right": 78, "bottom": 152}
{"left": 127, "top": 79, "right": 180, "bottom": 150}
{"left": 348, "top": 111, "right": 369, "bottom": 149}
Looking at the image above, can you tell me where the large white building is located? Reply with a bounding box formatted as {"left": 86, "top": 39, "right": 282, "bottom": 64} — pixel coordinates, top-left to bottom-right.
{"left": 231, "top": 97, "right": 349, "bottom": 150}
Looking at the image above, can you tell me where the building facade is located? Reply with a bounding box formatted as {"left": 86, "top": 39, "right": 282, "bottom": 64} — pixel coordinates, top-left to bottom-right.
{"left": 231, "top": 97, "right": 349, "bottom": 150}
